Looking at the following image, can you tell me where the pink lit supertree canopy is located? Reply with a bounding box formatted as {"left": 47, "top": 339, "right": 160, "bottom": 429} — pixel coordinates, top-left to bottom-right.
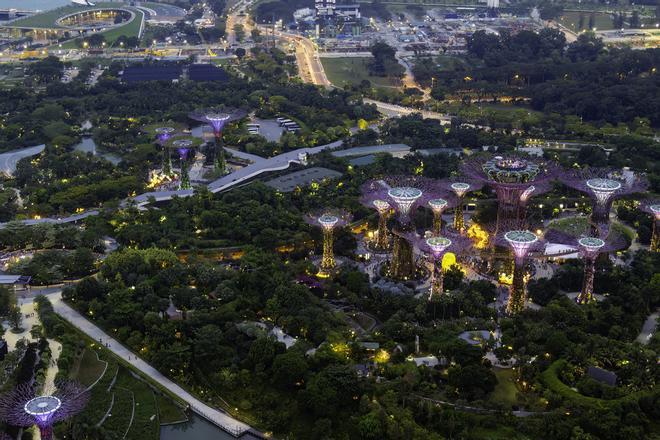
{"left": 494, "top": 227, "right": 545, "bottom": 314}
{"left": 462, "top": 155, "right": 560, "bottom": 229}
{"left": 640, "top": 200, "right": 660, "bottom": 252}
{"left": 545, "top": 227, "right": 628, "bottom": 304}
{"left": 0, "top": 382, "right": 89, "bottom": 440}
{"left": 304, "top": 209, "right": 352, "bottom": 276}
{"left": 189, "top": 108, "right": 246, "bottom": 172}
{"left": 406, "top": 231, "right": 472, "bottom": 300}
{"left": 361, "top": 177, "right": 443, "bottom": 280}
{"left": 560, "top": 168, "right": 647, "bottom": 230}
{"left": 359, "top": 195, "right": 392, "bottom": 252}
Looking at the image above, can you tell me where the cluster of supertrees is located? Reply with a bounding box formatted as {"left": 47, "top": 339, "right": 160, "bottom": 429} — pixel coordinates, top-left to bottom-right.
{"left": 303, "top": 154, "right": 649, "bottom": 315}
{"left": 640, "top": 200, "right": 660, "bottom": 252}
{"left": 0, "top": 382, "right": 89, "bottom": 440}
{"left": 144, "top": 123, "right": 200, "bottom": 190}
{"left": 189, "top": 108, "right": 246, "bottom": 173}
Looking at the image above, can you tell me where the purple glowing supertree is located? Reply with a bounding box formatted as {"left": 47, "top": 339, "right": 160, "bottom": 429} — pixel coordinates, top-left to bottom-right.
{"left": 172, "top": 139, "right": 194, "bottom": 190}
{"left": 0, "top": 382, "right": 89, "bottom": 440}
{"left": 462, "top": 155, "right": 559, "bottom": 229}
{"left": 361, "top": 177, "right": 441, "bottom": 280}
{"left": 545, "top": 228, "right": 627, "bottom": 304}
{"left": 154, "top": 126, "right": 176, "bottom": 144}
{"left": 561, "top": 168, "right": 647, "bottom": 230}
{"left": 407, "top": 231, "right": 471, "bottom": 300}
{"left": 428, "top": 197, "right": 451, "bottom": 236}
{"left": 640, "top": 200, "right": 660, "bottom": 252}
{"left": 494, "top": 228, "right": 545, "bottom": 314}
{"left": 189, "top": 108, "right": 246, "bottom": 172}
{"left": 304, "top": 209, "right": 352, "bottom": 276}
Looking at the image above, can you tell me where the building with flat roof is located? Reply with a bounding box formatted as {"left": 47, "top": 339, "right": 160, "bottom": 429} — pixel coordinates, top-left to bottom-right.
{"left": 265, "top": 167, "right": 342, "bottom": 192}
{"left": 331, "top": 144, "right": 411, "bottom": 159}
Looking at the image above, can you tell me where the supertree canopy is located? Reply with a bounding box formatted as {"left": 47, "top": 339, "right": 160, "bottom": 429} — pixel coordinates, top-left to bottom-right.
{"left": 407, "top": 231, "right": 471, "bottom": 300}
{"left": 561, "top": 168, "right": 647, "bottom": 227}
{"left": 362, "top": 177, "right": 441, "bottom": 280}
{"left": 165, "top": 136, "right": 203, "bottom": 190}
{"left": 495, "top": 229, "right": 545, "bottom": 314}
{"left": 189, "top": 108, "right": 246, "bottom": 171}
{"left": 364, "top": 199, "right": 392, "bottom": 251}
{"left": 0, "top": 382, "right": 89, "bottom": 440}
{"left": 545, "top": 228, "right": 628, "bottom": 304}
{"left": 640, "top": 200, "right": 660, "bottom": 252}
{"left": 462, "top": 155, "right": 559, "bottom": 228}
{"left": 304, "top": 209, "right": 352, "bottom": 277}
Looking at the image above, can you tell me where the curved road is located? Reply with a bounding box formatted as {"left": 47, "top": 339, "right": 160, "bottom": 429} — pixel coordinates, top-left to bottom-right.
{"left": 0, "top": 144, "right": 45, "bottom": 176}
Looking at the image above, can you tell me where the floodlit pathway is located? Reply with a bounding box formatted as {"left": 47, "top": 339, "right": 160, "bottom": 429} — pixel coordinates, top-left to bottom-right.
{"left": 45, "top": 291, "right": 252, "bottom": 436}
{"left": 637, "top": 308, "right": 659, "bottom": 345}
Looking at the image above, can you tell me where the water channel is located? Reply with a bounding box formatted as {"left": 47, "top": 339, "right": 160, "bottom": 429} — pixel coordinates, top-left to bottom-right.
{"left": 160, "top": 413, "right": 262, "bottom": 440}
{"left": 72, "top": 137, "right": 122, "bottom": 165}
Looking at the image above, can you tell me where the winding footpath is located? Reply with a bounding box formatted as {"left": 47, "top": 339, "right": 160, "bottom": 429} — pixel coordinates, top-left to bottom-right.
{"left": 636, "top": 308, "right": 659, "bottom": 345}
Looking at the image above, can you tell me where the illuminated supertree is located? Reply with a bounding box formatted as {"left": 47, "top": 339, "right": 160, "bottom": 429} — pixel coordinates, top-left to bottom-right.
{"left": 408, "top": 232, "right": 471, "bottom": 300}
{"left": 640, "top": 200, "right": 660, "bottom": 252}
{"left": 428, "top": 198, "right": 449, "bottom": 236}
{"left": 462, "top": 155, "right": 559, "bottom": 229}
{"left": 360, "top": 199, "right": 391, "bottom": 251}
{"left": 449, "top": 182, "right": 472, "bottom": 233}
{"left": 172, "top": 139, "right": 194, "bottom": 190}
{"left": 144, "top": 124, "right": 180, "bottom": 175}
{"left": 189, "top": 109, "right": 246, "bottom": 172}
{"left": 304, "top": 210, "right": 352, "bottom": 277}
{"left": 561, "top": 168, "right": 647, "bottom": 232}
{"left": 0, "top": 382, "right": 89, "bottom": 440}
{"left": 362, "top": 177, "right": 439, "bottom": 280}
{"left": 545, "top": 228, "right": 627, "bottom": 304}
{"left": 496, "top": 229, "right": 545, "bottom": 314}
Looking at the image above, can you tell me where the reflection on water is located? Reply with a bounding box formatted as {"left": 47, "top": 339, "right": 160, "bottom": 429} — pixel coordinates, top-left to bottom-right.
{"left": 73, "top": 137, "right": 121, "bottom": 165}
{"left": 160, "top": 413, "right": 261, "bottom": 440}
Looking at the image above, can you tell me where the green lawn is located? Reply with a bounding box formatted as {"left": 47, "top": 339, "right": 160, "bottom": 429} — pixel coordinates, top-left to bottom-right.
{"left": 57, "top": 8, "right": 144, "bottom": 49}
{"left": 320, "top": 57, "right": 399, "bottom": 89}
{"left": 74, "top": 348, "right": 107, "bottom": 388}
{"left": 558, "top": 11, "right": 615, "bottom": 32}
{"left": 115, "top": 368, "right": 161, "bottom": 440}
{"left": 548, "top": 216, "right": 590, "bottom": 236}
{"left": 157, "top": 394, "right": 188, "bottom": 424}
{"left": 489, "top": 368, "right": 519, "bottom": 408}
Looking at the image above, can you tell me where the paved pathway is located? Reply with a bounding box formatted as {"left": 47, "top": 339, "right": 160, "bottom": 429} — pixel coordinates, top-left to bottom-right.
{"left": 45, "top": 292, "right": 251, "bottom": 436}
{"left": 636, "top": 309, "right": 659, "bottom": 345}
{"left": 0, "top": 145, "right": 45, "bottom": 176}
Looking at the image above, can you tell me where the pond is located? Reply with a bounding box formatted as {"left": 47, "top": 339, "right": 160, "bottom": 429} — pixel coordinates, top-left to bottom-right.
{"left": 72, "top": 137, "right": 122, "bottom": 165}
{"left": 160, "top": 413, "right": 262, "bottom": 440}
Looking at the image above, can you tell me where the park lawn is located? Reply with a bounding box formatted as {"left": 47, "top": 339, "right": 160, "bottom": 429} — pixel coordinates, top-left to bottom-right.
{"left": 558, "top": 11, "right": 615, "bottom": 32}
{"left": 115, "top": 367, "right": 161, "bottom": 440}
{"left": 320, "top": 57, "right": 399, "bottom": 89}
{"left": 102, "top": 387, "right": 134, "bottom": 437}
{"left": 57, "top": 7, "right": 143, "bottom": 49}
{"left": 489, "top": 368, "right": 519, "bottom": 408}
{"left": 73, "top": 347, "right": 107, "bottom": 387}
{"left": 157, "top": 393, "right": 188, "bottom": 424}
{"left": 548, "top": 216, "right": 590, "bottom": 236}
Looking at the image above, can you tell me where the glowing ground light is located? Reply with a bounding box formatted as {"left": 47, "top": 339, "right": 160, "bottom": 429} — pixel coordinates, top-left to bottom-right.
{"left": 504, "top": 230, "right": 538, "bottom": 258}
{"left": 426, "top": 236, "right": 451, "bottom": 255}
{"left": 578, "top": 237, "right": 606, "bottom": 253}
{"left": 318, "top": 214, "right": 339, "bottom": 229}
{"left": 24, "top": 396, "right": 61, "bottom": 422}
{"left": 387, "top": 187, "right": 423, "bottom": 216}
{"left": 586, "top": 178, "right": 622, "bottom": 204}
{"left": 450, "top": 182, "right": 470, "bottom": 196}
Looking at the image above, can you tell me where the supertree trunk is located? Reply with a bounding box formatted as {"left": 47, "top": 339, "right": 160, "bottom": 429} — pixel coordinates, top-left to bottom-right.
{"left": 453, "top": 204, "right": 464, "bottom": 234}
{"left": 180, "top": 161, "right": 191, "bottom": 190}
{"left": 591, "top": 203, "right": 611, "bottom": 231}
{"left": 652, "top": 219, "right": 659, "bottom": 252}
{"left": 215, "top": 136, "right": 226, "bottom": 173}
{"left": 433, "top": 211, "right": 443, "bottom": 235}
{"left": 375, "top": 212, "right": 389, "bottom": 250}
{"left": 163, "top": 149, "right": 172, "bottom": 175}
{"left": 429, "top": 258, "right": 443, "bottom": 300}
{"left": 39, "top": 425, "right": 53, "bottom": 440}
{"left": 391, "top": 228, "right": 415, "bottom": 280}
{"left": 321, "top": 228, "right": 335, "bottom": 271}
{"left": 577, "top": 257, "right": 596, "bottom": 304}
{"left": 507, "top": 261, "right": 526, "bottom": 314}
